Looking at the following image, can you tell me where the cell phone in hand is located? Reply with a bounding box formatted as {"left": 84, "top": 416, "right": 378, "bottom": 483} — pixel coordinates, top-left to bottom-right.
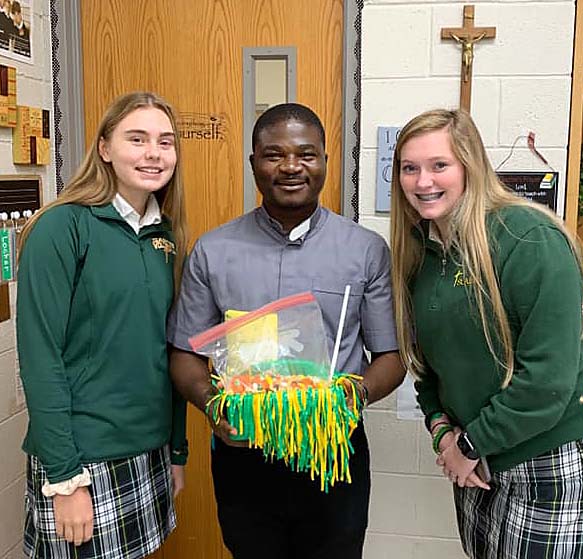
{"left": 476, "top": 457, "right": 491, "bottom": 483}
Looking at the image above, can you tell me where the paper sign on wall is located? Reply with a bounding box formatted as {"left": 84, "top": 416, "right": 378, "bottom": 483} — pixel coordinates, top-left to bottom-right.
{"left": 396, "top": 374, "right": 424, "bottom": 420}
{"left": 497, "top": 171, "right": 559, "bottom": 213}
{"left": 376, "top": 126, "right": 401, "bottom": 212}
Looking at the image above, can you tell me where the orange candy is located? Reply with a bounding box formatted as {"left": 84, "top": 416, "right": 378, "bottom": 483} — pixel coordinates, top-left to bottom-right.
{"left": 225, "top": 372, "right": 326, "bottom": 393}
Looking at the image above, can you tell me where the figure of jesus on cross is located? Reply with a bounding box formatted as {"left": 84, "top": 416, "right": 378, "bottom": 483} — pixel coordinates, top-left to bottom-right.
{"left": 441, "top": 5, "right": 496, "bottom": 112}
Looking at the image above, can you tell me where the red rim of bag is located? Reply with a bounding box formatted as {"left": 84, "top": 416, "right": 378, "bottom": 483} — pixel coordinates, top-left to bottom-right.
{"left": 188, "top": 291, "right": 316, "bottom": 351}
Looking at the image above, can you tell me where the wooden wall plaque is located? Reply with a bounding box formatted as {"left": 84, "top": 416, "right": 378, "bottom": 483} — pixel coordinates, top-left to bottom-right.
{"left": 12, "top": 106, "right": 50, "bottom": 165}
{"left": 0, "top": 64, "right": 17, "bottom": 128}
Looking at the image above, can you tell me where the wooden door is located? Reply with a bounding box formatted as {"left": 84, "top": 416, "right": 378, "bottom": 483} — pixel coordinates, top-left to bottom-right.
{"left": 80, "top": 1, "right": 344, "bottom": 557}
{"left": 566, "top": 0, "right": 582, "bottom": 237}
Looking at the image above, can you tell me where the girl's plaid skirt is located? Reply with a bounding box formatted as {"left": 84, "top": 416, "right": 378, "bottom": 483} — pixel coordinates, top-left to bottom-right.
{"left": 24, "top": 446, "right": 176, "bottom": 559}
{"left": 454, "top": 440, "right": 583, "bottom": 559}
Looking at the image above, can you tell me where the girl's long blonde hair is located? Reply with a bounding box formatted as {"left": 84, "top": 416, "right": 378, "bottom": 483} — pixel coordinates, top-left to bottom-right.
{"left": 19, "top": 91, "right": 188, "bottom": 294}
{"left": 390, "top": 108, "right": 582, "bottom": 387}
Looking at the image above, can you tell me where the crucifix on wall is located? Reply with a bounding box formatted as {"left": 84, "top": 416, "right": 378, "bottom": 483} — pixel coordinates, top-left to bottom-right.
{"left": 441, "top": 5, "right": 496, "bottom": 112}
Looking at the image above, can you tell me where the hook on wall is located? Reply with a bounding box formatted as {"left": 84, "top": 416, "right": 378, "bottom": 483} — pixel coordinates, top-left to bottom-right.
{"left": 496, "top": 132, "right": 555, "bottom": 172}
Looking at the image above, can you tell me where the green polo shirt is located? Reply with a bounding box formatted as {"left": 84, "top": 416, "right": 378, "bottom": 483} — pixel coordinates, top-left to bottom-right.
{"left": 414, "top": 206, "right": 583, "bottom": 473}
{"left": 17, "top": 203, "right": 186, "bottom": 483}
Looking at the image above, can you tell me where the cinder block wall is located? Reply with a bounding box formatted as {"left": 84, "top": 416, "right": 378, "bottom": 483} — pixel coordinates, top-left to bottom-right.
{"left": 0, "top": 1, "right": 55, "bottom": 557}
{"left": 1, "top": 1, "right": 577, "bottom": 557}
{"left": 359, "top": 1, "right": 576, "bottom": 558}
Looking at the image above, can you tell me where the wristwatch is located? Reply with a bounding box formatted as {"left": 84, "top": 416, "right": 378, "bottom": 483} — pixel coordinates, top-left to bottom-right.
{"left": 457, "top": 431, "right": 480, "bottom": 460}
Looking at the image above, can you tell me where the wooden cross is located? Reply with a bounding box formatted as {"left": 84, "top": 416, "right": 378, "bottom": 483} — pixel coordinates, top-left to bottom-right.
{"left": 441, "top": 5, "right": 496, "bottom": 112}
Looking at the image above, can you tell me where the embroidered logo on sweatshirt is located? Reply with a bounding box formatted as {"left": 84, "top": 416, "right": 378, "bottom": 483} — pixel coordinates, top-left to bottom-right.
{"left": 152, "top": 238, "right": 176, "bottom": 263}
{"left": 453, "top": 270, "right": 473, "bottom": 287}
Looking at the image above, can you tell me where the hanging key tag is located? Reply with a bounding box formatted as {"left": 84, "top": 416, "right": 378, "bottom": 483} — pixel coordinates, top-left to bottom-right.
{"left": 0, "top": 212, "right": 13, "bottom": 282}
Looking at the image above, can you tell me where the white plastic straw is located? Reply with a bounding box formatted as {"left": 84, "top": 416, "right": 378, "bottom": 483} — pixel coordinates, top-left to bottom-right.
{"left": 329, "top": 284, "right": 351, "bottom": 377}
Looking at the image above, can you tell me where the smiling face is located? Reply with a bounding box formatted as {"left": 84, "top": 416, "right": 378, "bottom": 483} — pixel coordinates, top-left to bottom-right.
{"left": 250, "top": 118, "right": 327, "bottom": 228}
{"left": 98, "top": 106, "right": 177, "bottom": 212}
{"left": 399, "top": 127, "right": 465, "bottom": 234}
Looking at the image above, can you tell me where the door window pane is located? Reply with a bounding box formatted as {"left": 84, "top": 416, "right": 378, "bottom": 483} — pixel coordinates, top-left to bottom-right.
{"left": 255, "top": 58, "right": 287, "bottom": 117}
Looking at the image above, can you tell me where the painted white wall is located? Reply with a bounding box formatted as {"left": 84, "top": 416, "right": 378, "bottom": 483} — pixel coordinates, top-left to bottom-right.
{"left": 359, "top": 1, "right": 576, "bottom": 557}
{"left": 0, "top": 1, "right": 54, "bottom": 557}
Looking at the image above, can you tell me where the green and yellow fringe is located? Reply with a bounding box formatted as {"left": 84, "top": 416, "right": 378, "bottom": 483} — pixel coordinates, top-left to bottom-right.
{"left": 206, "top": 373, "right": 365, "bottom": 492}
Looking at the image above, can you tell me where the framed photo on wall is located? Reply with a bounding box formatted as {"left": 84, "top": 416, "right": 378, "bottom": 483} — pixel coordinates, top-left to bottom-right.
{"left": 0, "top": 0, "right": 33, "bottom": 65}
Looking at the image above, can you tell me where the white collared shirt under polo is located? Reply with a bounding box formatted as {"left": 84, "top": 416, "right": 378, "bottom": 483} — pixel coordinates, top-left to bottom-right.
{"left": 112, "top": 193, "right": 162, "bottom": 234}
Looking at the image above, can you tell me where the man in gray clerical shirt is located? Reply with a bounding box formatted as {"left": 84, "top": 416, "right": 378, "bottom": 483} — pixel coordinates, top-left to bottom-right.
{"left": 168, "top": 103, "right": 405, "bottom": 559}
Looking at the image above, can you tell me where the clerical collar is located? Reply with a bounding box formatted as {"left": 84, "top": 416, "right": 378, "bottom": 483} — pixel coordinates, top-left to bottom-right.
{"left": 258, "top": 205, "right": 322, "bottom": 241}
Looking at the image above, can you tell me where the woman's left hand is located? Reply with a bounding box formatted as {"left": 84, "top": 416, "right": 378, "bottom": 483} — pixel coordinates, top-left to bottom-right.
{"left": 171, "top": 464, "right": 185, "bottom": 498}
{"left": 437, "top": 432, "right": 489, "bottom": 489}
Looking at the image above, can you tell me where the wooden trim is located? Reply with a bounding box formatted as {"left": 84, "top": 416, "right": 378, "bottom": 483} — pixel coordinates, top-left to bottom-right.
{"left": 0, "top": 283, "right": 9, "bottom": 323}
{"left": 565, "top": 0, "right": 583, "bottom": 234}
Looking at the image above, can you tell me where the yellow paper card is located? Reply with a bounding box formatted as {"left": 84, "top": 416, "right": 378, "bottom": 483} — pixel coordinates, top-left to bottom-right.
{"left": 225, "top": 309, "right": 278, "bottom": 374}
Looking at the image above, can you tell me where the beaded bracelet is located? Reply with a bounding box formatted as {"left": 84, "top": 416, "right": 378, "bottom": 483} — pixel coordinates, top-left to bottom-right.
{"left": 432, "top": 424, "right": 454, "bottom": 454}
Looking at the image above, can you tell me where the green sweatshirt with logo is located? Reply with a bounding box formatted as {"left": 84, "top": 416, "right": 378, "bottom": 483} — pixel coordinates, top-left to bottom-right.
{"left": 17, "top": 203, "right": 187, "bottom": 483}
{"left": 414, "top": 205, "right": 583, "bottom": 473}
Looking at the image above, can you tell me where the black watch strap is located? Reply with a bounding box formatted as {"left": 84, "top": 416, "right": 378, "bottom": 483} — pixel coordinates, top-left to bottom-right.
{"left": 457, "top": 431, "right": 480, "bottom": 460}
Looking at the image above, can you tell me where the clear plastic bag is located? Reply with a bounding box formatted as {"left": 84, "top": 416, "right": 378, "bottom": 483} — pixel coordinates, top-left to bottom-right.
{"left": 189, "top": 292, "right": 332, "bottom": 390}
{"left": 188, "top": 291, "right": 362, "bottom": 492}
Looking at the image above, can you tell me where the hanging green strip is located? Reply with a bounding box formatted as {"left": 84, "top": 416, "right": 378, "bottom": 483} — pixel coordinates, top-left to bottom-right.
{"left": 0, "top": 228, "right": 14, "bottom": 282}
